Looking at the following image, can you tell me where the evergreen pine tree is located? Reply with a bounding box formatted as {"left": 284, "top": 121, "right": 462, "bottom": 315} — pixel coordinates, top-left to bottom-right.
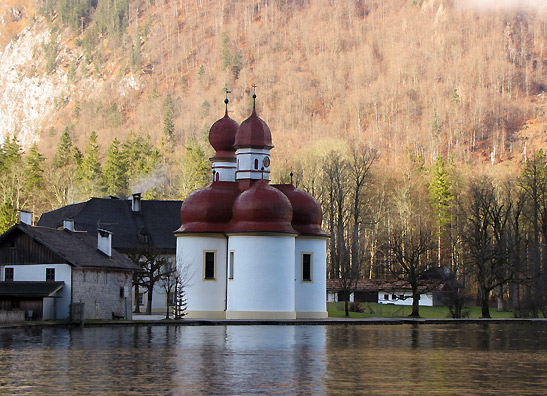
{"left": 54, "top": 127, "right": 74, "bottom": 168}
{"left": 178, "top": 136, "right": 211, "bottom": 199}
{"left": 77, "top": 131, "right": 104, "bottom": 197}
{"left": 24, "top": 143, "right": 45, "bottom": 193}
{"left": 103, "top": 138, "right": 129, "bottom": 197}
{"left": 0, "top": 136, "right": 24, "bottom": 232}
{"left": 123, "top": 132, "right": 161, "bottom": 180}
{"left": 221, "top": 32, "right": 231, "bottom": 70}
{"left": 174, "top": 276, "right": 188, "bottom": 319}
{"left": 162, "top": 94, "right": 176, "bottom": 149}
{"left": 232, "top": 49, "right": 242, "bottom": 79}
{"left": 0, "top": 199, "right": 17, "bottom": 234}
{"left": 429, "top": 156, "right": 453, "bottom": 227}
{"left": 48, "top": 128, "right": 80, "bottom": 206}
{"left": 428, "top": 155, "right": 454, "bottom": 267}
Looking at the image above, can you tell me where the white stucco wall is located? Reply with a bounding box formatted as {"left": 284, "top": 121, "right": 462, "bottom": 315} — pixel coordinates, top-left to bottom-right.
{"left": 226, "top": 235, "right": 295, "bottom": 318}
{"left": 327, "top": 292, "right": 354, "bottom": 303}
{"left": 378, "top": 290, "right": 434, "bottom": 306}
{"left": 294, "top": 237, "right": 327, "bottom": 318}
{"left": 212, "top": 160, "right": 236, "bottom": 182}
{"left": 235, "top": 148, "right": 271, "bottom": 180}
{"left": 5, "top": 263, "right": 72, "bottom": 319}
{"left": 177, "top": 234, "right": 228, "bottom": 317}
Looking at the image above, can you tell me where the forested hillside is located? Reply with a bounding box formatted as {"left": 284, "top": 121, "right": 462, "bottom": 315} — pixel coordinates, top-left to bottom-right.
{"left": 2, "top": 0, "right": 547, "bottom": 163}
{"left": 1, "top": 0, "right": 547, "bottom": 316}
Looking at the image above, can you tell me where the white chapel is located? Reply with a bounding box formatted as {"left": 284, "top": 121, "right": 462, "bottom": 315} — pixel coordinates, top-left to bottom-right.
{"left": 175, "top": 95, "right": 328, "bottom": 319}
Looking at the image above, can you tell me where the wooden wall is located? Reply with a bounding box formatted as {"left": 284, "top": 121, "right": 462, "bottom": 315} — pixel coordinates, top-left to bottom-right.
{"left": 0, "top": 230, "right": 65, "bottom": 265}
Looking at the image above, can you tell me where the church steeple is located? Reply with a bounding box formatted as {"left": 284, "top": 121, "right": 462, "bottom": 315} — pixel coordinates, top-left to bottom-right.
{"left": 234, "top": 90, "right": 273, "bottom": 184}
{"left": 208, "top": 92, "right": 239, "bottom": 182}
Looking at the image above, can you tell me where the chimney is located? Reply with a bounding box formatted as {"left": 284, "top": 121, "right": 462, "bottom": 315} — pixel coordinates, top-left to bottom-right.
{"left": 20, "top": 210, "right": 32, "bottom": 225}
{"left": 97, "top": 229, "right": 112, "bottom": 257}
{"left": 63, "top": 219, "right": 75, "bottom": 232}
{"left": 131, "top": 193, "right": 142, "bottom": 212}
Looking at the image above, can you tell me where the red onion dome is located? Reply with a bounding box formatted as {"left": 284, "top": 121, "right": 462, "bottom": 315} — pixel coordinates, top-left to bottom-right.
{"left": 229, "top": 179, "right": 295, "bottom": 233}
{"left": 209, "top": 112, "right": 239, "bottom": 159}
{"left": 274, "top": 184, "right": 328, "bottom": 236}
{"left": 234, "top": 109, "right": 273, "bottom": 149}
{"left": 177, "top": 182, "right": 241, "bottom": 233}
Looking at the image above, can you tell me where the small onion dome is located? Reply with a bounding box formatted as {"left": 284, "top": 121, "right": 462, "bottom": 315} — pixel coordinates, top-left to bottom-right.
{"left": 234, "top": 109, "right": 274, "bottom": 149}
{"left": 209, "top": 112, "right": 239, "bottom": 159}
{"left": 274, "top": 184, "right": 328, "bottom": 236}
{"left": 177, "top": 182, "right": 241, "bottom": 233}
{"left": 229, "top": 179, "right": 295, "bottom": 233}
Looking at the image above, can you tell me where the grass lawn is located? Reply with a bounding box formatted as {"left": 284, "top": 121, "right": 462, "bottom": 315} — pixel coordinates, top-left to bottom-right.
{"left": 327, "top": 302, "right": 515, "bottom": 319}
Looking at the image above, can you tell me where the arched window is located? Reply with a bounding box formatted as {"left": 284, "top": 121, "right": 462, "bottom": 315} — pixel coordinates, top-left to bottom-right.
{"left": 254, "top": 158, "right": 259, "bottom": 169}
{"left": 216, "top": 172, "right": 220, "bottom": 181}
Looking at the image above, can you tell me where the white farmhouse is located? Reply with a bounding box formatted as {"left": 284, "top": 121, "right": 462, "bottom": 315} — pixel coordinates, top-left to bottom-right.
{"left": 0, "top": 219, "right": 141, "bottom": 320}
{"left": 175, "top": 96, "right": 328, "bottom": 319}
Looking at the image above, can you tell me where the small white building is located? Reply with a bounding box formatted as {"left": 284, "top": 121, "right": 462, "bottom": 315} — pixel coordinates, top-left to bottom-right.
{"left": 175, "top": 97, "right": 328, "bottom": 319}
{"left": 378, "top": 289, "right": 434, "bottom": 306}
{"left": 326, "top": 279, "right": 436, "bottom": 307}
{"left": 0, "top": 221, "right": 140, "bottom": 320}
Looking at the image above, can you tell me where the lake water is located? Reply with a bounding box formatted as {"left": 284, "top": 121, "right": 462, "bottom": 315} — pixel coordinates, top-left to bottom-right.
{"left": 0, "top": 324, "right": 545, "bottom": 395}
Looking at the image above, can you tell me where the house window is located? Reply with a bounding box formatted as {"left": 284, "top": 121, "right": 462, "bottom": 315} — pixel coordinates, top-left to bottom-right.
{"left": 5, "top": 268, "right": 14, "bottom": 281}
{"left": 204, "top": 251, "right": 216, "bottom": 280}
{"left": 384, "top": 293, "right": 389, "bottom": 300}
{"left": 254, "top": 158, "right": 259, "bottom": 169}
{"left": 228, "top": 251, "right": 234, "bottom": 280}
{"left": 46, "top": 268, "right": 55, "bottom": 282}
{"left": 302, "top": 253, "right": 312, "bottom": 282}
{"left": 120, "top": 287, "right": 125, "bottom": 298}
{"left": 392, "top": 294, "right": 397, "bottom": 300}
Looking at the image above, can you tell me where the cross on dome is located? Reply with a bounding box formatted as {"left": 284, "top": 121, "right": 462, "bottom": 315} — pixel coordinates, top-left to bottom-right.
{"left": 251, "top": 84, "right": 257, "bottom": 110}
{"left": 224, "top": 88, "right": 231, "bottom": 114}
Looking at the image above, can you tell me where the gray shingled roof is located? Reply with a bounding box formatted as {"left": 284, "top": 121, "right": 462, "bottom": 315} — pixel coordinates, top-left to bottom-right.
{"left": 0, "top": 281, "right": 64, "bottom": 297}
{"left": 3, "top": 224, "right": 141, "bottom": 271}
{"left": 37, "top": 197, "right": 182, "bottom": 253}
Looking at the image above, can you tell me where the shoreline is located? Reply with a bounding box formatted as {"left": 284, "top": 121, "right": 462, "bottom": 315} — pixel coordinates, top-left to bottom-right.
{"left": 1, "top": 317, "right": 547, "bottom": 330}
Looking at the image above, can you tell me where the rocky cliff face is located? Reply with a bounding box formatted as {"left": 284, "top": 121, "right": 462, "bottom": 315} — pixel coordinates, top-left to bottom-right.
{"left": 0, "top": 0, "right": 138, "bottom": 151}
{"left": 0, "top": 21, "right": 59, "bottom": 147}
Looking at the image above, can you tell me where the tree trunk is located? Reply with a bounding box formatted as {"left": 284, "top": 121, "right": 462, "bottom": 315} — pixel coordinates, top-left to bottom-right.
{"left": 165, "top": 285, "right": 171, "bottom": 319}
{"left": 496, "top": 285, "right": 504, "bottom": 312}
{"left": 133, "top": 285, "right": 140, "bottom": 313}
{"left": 410, "top": 293, "right": 420, "bottom": 317}
{"left": 146, "top": 286, "right": 154, "bottom": 315}
{"left": 345, "top": 297, "right": 350, "bottom": 317}
{"left": 479, "top": 284, "right": 491, "bottom": 318}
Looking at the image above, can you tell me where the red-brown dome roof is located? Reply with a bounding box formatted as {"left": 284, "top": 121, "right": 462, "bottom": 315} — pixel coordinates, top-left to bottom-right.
{"left": 274, "top": 184, "right": 327, "bottom": 236}
{"left": 209, "top": 112, "right": 239, "bottom": 159}
{"left": 234, "top": 109, "right": 274, "bottom": 149}
{"left": 177, "top": 182, "right": 241, "bottom": 233}
{"left": 229, "top": 179, "right": 295, "bottom": 233}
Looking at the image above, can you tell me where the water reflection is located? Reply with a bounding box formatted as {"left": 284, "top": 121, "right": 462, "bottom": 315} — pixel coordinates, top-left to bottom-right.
{"left": 0, "top": 324, "right": 545, "bottom": 395}
{"left": 172, "top": 326, "right": 327, "bottom": 395}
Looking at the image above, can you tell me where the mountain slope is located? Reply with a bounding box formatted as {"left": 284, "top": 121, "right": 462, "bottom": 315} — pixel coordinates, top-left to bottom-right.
{"left": 1, "top": 0, "right": 546, "bottom": 168}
